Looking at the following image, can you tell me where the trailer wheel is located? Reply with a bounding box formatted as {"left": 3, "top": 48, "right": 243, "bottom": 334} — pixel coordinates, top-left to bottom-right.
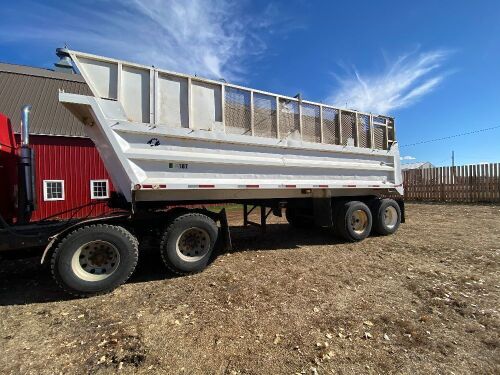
{"left": 372, "top": 198, "right": 401, "bottom": 235}
{"left": 334, "top": 201, "right": 372, "bottom": 242}
{"left": 285, "top": 206, "right": 313, "bottom": 228}
{"left": 51, "top": 224, "right": 138, "bottom": 297}
{"left": 160, "top": 213, "right": 218, "bottom": 275}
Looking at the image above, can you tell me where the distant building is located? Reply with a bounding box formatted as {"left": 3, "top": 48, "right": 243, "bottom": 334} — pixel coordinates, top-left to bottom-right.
{"left": 401, "top": 162, "right": 435, "bottom": 171}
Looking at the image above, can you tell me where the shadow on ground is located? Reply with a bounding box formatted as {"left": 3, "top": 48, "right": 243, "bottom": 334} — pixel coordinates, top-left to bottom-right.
{"left": 0, "top": 223, "right": 340, "bottom": 306}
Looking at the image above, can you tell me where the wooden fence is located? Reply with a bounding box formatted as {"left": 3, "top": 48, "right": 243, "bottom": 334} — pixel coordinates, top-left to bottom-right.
{"left": 401, "top": 163, "right": 500, "bottom": 202}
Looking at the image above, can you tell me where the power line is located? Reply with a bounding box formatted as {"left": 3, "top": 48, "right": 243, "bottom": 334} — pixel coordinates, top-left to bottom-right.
{"left": 400, "top": 125, "right": 500, "bottom": 147}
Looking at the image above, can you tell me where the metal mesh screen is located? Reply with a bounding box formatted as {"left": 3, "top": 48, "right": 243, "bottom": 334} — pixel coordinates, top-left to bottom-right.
{"left": 253, "top": 93, "right": 277, "bottom": 138}
{"left": 279, "top": 99, "right": 300, "bottom": 139}
{"left": 373, "top": 124, "right": 387, "bottom": 149}
{"left": 387, "top": 118, "right": 395, "bottom": 147}
{"left": 358, "top": 114, "right": 370, "bottom": 148}
{"left": 322, "top": 107, "right": 339, "bottom": 144}
{"left": 224, "top": 87, "right": 251, "bottom": 135}
{"left": 340, "top": 111, "right": 356, "bottom": 146}
{"left": 301, "top": 103, "right": 321, "bottom": 143}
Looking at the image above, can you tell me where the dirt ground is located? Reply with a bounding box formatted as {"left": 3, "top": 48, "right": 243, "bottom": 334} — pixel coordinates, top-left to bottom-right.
{"left": 0, "top": 203, "right": 499, "bottom": 375}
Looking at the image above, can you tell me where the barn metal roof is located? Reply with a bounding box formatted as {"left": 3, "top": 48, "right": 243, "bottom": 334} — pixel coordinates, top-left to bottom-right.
{"left": 0, "top": 62, "right": 91, "bottom": 137}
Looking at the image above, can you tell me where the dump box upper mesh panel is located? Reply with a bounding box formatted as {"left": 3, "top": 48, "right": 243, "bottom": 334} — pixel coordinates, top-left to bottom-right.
{"left": 224, "top": 87, "right": 251, "bottom": 135}
{"left": 373, "top": 124, "right": 387, "bottom": 149}
{"left": 301, "top": 103, "right": 321, "bottom": 143}
{"left": 358, "top": 114, "right": 370, "bottom": 148}
{"left": 253, "top": 93, "right": 277, "bottom": 138}
{"left": 322, "top": 107, "right": 339, "bottom": 144}
{"left": 388, "top": 118, "right": 395, "bottom": 147}
{"left": 223, "top": 87, "right": 393, "bottom": 147}
{"left": 279, "top": 99, "right": 300, "bottom": 139}
{"left": 341, "top": 111, "right": 356, "bottom": 145}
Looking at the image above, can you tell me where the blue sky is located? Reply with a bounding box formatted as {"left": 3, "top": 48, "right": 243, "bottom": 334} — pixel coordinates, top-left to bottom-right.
{"left": 1, "top": 0, "right": 499, "bottom": 166}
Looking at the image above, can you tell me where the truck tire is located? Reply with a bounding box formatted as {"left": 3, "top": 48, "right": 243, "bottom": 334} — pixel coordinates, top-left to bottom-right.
{"left": 334, "top": 200, "right": 372, "bottom": 242}
{"left": 51, "top": 224, "right": 139, "bottom": 297}
{"left": 371, "top": 198, "right": 401, "bottom": 235}
{"left": 160, "top": 213, "right": 218, "bottom": 275}
{"left": 285, "top": 206, "right": 313, "bottom": 228}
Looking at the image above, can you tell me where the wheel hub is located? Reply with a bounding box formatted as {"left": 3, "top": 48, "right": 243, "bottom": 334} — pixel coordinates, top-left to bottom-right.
{"left": 350, "top": 209, "right": 368, "bottom": 234}
{"left": 71, "top": 240, "right": 120, "bottom": 281}
{"left": 176, "top": 228, "right": 210, "bottom": 261}
{"left": 383, "top": 206, "right": 398, "bottom": 229}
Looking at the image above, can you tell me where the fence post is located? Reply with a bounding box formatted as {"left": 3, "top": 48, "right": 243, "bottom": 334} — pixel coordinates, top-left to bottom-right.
{"left": 440, "top": 167, "right": 445, "bottom": 201}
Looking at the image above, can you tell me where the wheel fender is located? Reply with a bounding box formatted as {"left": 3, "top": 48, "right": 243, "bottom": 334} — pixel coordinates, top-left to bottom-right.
{"left": 40, "top": 213, "right": 130, "bottom": 264}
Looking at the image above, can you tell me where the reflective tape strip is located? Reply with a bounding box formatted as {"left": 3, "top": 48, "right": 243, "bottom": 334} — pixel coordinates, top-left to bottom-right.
{"left": 140, "top": 184, "right": 167, "bottom": 189}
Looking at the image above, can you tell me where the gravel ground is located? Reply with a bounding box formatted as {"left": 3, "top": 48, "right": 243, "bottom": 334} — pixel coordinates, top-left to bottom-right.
{"left": 0, "top": 203, "right": 499, "bottom": 374}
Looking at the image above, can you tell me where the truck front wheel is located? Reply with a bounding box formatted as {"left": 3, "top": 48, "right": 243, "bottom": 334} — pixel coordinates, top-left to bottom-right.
{"left": 51, "top": 224, "right": 139, "bottom": 297}
{"left": 160, "top": 213, "right": 218, "bottom": 275}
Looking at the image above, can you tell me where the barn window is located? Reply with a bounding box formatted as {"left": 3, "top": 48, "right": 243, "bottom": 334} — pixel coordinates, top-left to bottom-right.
{"left": 90, "top": 180, "right": 109, "bottom": 199}
{"left": 43, "top": 180, "right": 65, "bottom": 201}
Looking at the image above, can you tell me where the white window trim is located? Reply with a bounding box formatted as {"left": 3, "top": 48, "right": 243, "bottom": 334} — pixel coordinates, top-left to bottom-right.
{"left": 43, "top": 180, "right": 65, "bottom": 201}
{"left": 90, "top": 179, "right": 110, "bottom": 199}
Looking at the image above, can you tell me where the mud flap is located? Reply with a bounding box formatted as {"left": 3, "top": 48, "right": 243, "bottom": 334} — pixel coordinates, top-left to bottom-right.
{"left": 396, "top": 199, "right": 405, "bottom": 223}
{"left": 217, "top": 208, "right": 232, "bottom": 251}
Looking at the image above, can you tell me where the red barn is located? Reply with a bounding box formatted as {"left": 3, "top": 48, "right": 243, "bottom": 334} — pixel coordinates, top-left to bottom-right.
{"left": 0, "top": 62, "right": 116, "bottom": 223}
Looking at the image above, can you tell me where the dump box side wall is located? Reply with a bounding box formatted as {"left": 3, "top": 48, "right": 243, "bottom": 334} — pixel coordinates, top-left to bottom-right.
{"left": 60, "top": 93, "right": 403, "bottom": 202}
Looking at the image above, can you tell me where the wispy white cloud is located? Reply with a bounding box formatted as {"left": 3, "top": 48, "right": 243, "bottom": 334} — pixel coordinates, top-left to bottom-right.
{"left": 0, "top": 0, "right": 294, "bottom": 81}
{"left": 326, "top": 49, "right": 451, "bottom": 114}
{"left": 400, "top": 155, "right": 417, "bottom": 161}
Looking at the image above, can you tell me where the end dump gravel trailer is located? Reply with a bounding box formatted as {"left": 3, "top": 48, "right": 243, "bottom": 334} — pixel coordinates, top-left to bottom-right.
{"left": 0, "top": 48, "right": 404, "bottom": 296}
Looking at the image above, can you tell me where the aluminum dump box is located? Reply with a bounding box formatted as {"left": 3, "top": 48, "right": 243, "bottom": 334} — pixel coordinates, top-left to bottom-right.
{"left": 59, "top": 49, "right": 403, "bottom": 202}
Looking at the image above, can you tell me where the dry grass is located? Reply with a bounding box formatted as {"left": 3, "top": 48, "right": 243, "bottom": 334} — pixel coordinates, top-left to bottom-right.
{"left": 0, "top": 203, "right": 499, "bottom": 374}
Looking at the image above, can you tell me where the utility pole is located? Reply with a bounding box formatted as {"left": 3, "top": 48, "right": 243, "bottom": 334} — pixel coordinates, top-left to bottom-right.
{"left": 451, "top": 150, "right": 455, "bottom": 167}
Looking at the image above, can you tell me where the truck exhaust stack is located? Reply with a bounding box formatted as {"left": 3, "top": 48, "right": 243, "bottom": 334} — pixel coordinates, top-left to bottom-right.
{"left": 18, "top": 105, "right": 35, "bottom": 224}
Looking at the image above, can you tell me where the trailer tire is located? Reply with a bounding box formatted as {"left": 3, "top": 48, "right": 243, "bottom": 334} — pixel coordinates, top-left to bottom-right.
{"left": 371, "top": 198, "right": 401, "bottom": 235}
{"left": 334, "top": 201, "right": 372, "bottom": 242}
{"left": 50, "top": 224, "right": 138, "bottom": 297}
{"left": 285, "top": 206, "right": 313, "bottom": 228}
{"left": 160, "top": 213, "right": 218, "bottom": 275}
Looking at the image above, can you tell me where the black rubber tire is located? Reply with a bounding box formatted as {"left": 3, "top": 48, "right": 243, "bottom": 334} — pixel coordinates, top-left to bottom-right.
{"left": 334, "top": 200, "right": 372, "bottom": 242}
{"left": 285, "top": 206, "right": 313, "bottom": 228}
{"left": 371, "top": 198, "right": 401, "bottom": 235}
{"left": 160, "top": 213, "right": 218, "bottom": 275}
{"left": 51, "top": 224, "right": 139, "bottom": 297}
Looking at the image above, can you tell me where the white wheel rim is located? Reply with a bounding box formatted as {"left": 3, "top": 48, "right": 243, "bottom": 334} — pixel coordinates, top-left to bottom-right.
{"left": 71, "top": 240, "right": 120, "bottom": 282}
{"left": 383, "top": 206, "right": 398, "bottom": 229}
{"left": 350, "top": 209, "right": 369, "bottom": 234}
{"left": 176, "top": 228, "right": 211, "bottom": 262}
